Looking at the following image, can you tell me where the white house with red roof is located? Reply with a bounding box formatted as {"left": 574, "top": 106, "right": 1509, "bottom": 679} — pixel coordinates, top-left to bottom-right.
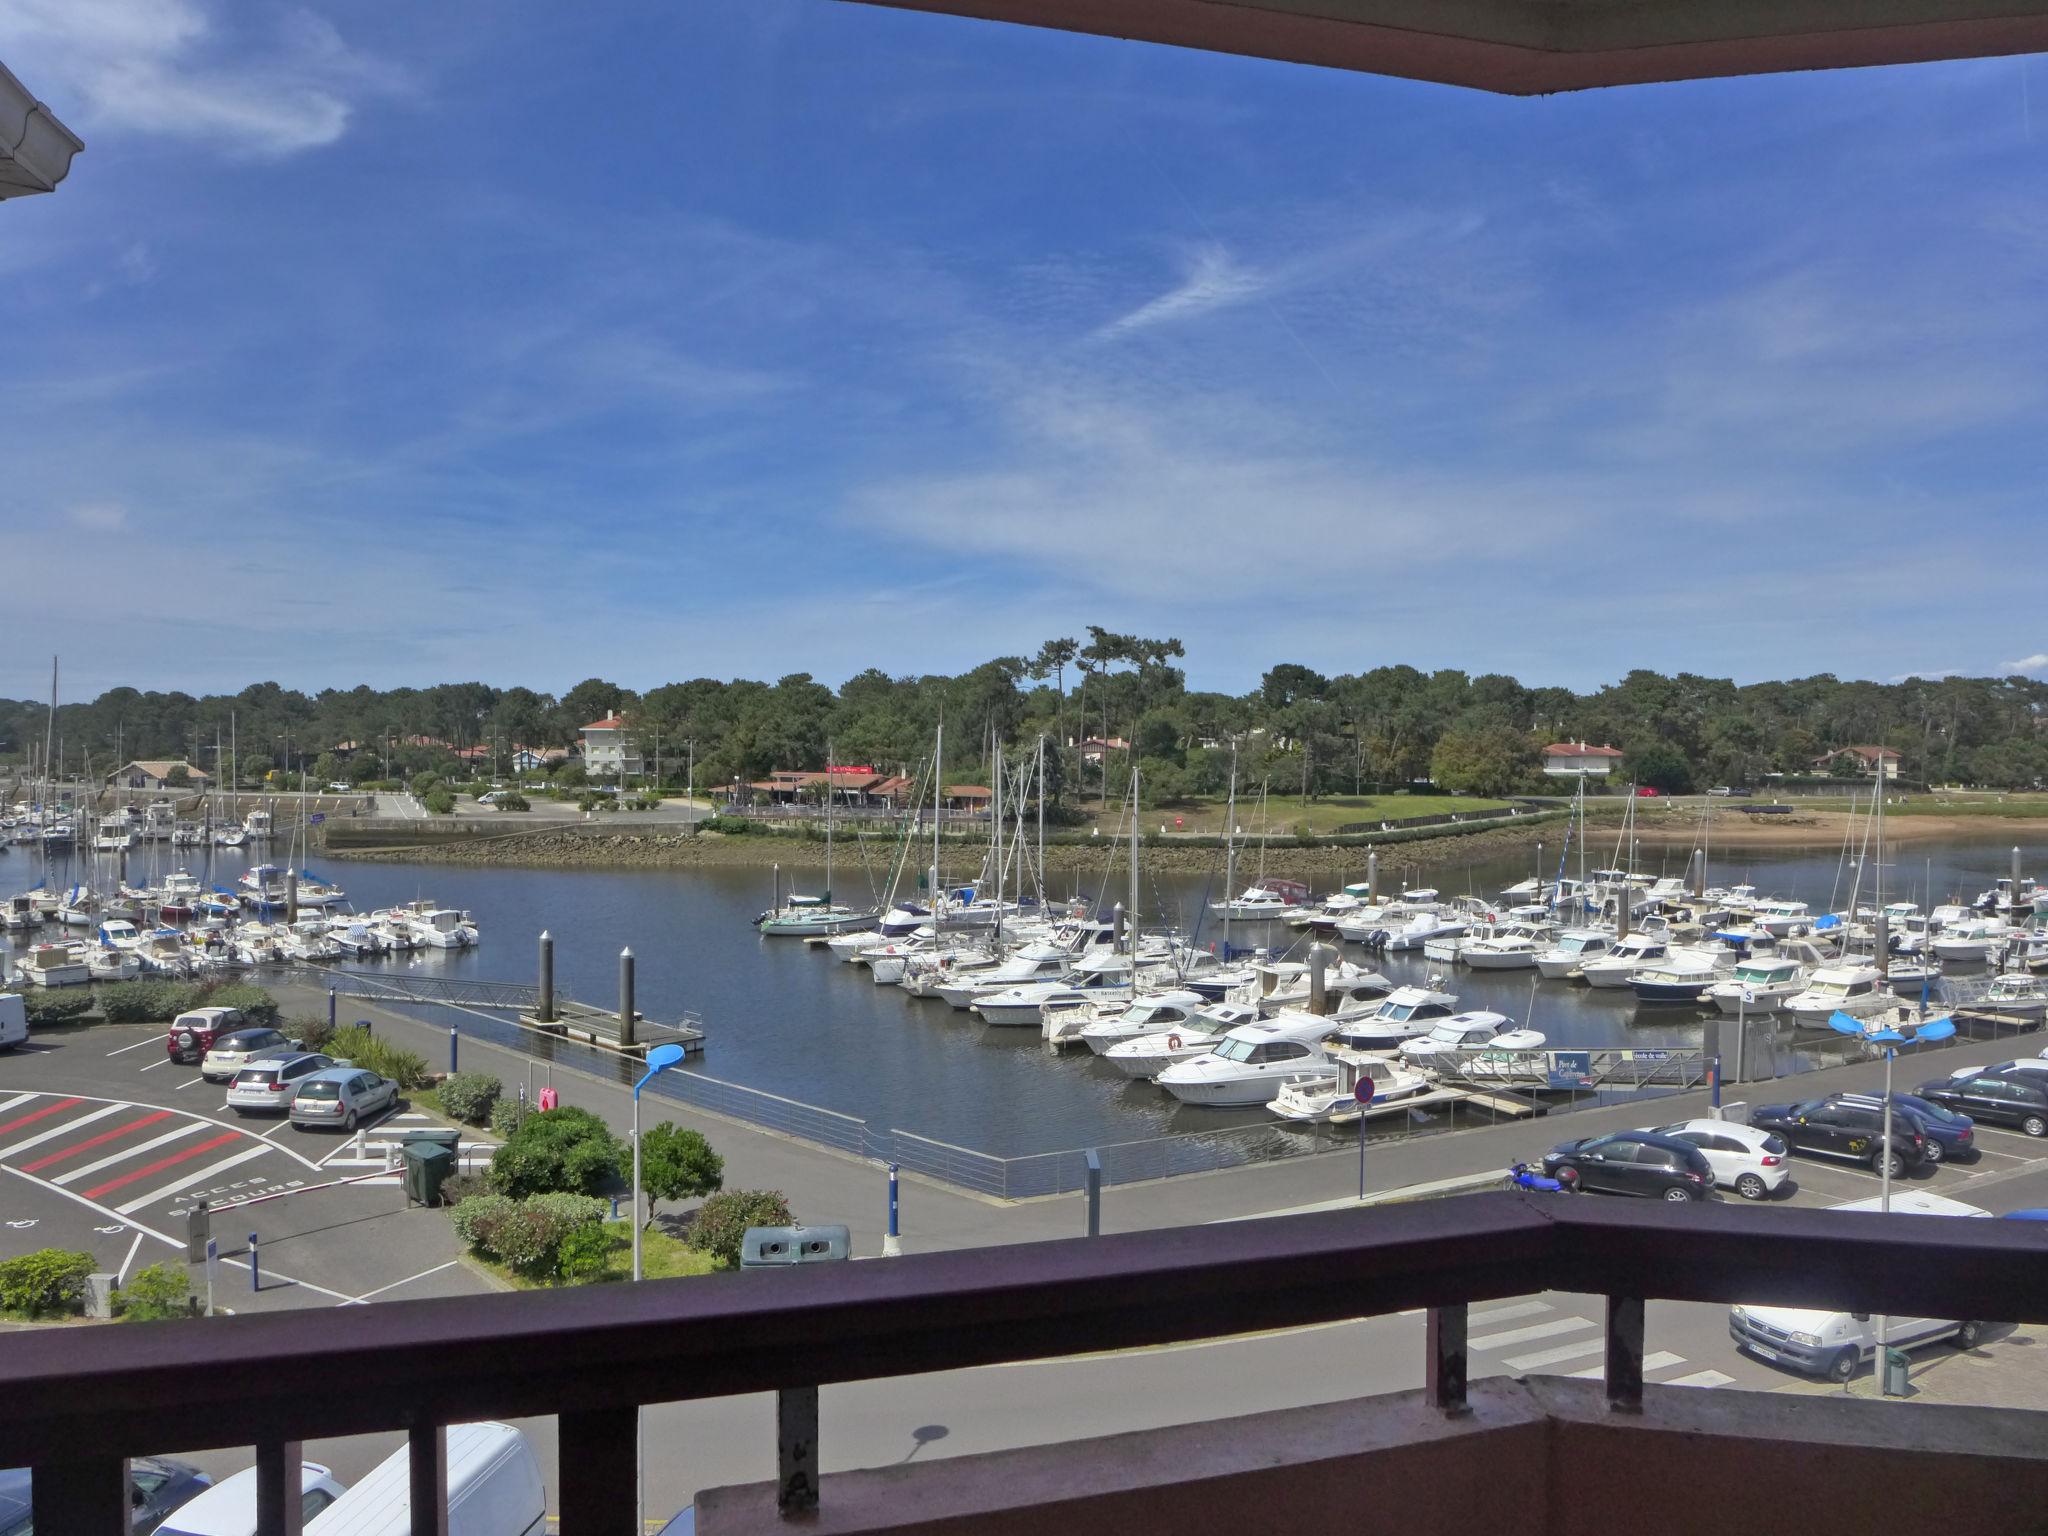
{"left": 1541, "top": 741, "right": 1624, "bottom": 779}
{"left": 1811, "top": 744, "right": 1901, "bottom": 781}
{"left": 581, "top": 715, "right": 643, "bottom": 780}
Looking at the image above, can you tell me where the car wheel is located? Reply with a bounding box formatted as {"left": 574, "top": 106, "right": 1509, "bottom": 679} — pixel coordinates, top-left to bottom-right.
{"left": 2023, "top": 1114, "right": 2048, "bottom": 1139}
{"left": 343, "top": 1110, "right": 358, "bottom": 1131}
{"left": 1827, "top": 1347, "right": 1859, "bottom": 1384}
{"left": 1735, "top": 1172, "right": 1768, "bottom": 1201}
{"left": 1921, "top": 1139, "right": 1944, "bottom": 1165}
{"left": 1661, "top": 1185, "right": 1696, "bottom": 1203}
{"left": 1954, "top": 1320, "right": 1984, "bottom": 1350}
{"left": 1875, "top": 1149, "right": 1906, "bottom": 1178}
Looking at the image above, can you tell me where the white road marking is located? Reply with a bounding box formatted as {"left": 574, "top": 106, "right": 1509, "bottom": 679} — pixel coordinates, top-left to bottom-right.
{"left": 344, "top": 1260, "right": 460, "bottom": 1305}
{"left": 137, "top": 1057, "right": 174, "bottom": 1072}
{"left": 1502, "top": 1338, "right": 1606, "bottom": 1371}
{"left": 1469, "top": 1317, "right": 1597, "bottom": 1350}
{"left": 174, "top": 1075, "right": 205, "bottom": 1091}
{"left": 116, "top": 1230, "right": 145, "bottom": 1286}
{"left": 0, "top": 1093, "right": 36, "bottom": 1117}
{"left": 0, "top": 1103, "right": 127, "bottom": 1161}
{"left": 214, "top": 1254, "right": 359, "bottom": 1305}
{"left": 106, "top": 1036, "right": 160, "bottom": 1057}
{"left": 1664, "top": 1369, "right": 1734, "bottom": 1388}
{"left": 1565, "top": 1352, "right": 1683, "bottom": 1379}
{"left": 118, "top": 1144, "right": 270, "bottom": 1215}
{"left": 1470, "top": 1300, "right": 1551, "bottom": 1325}
{"left": 55, "top": 1121, "right": 207, "bottom": 1185}
{"left": 0, "top": 1165, "right": 179, "bottom": 1248}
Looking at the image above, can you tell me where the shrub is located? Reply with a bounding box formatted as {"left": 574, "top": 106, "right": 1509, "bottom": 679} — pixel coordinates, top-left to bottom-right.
{"left": 437, "top": 1072, "right": 502, "bottom": 1126}
{"left": 322, "top": 1025, "right": 429, "bottom": 1089}
{"left": 409, "top": 772, "right": 443, "bottom": 797}
{"left": 24, "top": 992, "right": 94, "bottom": 1026}
{"left": 686, "top": 1190, "right": 793, "bottom": 1269}
{"left": 492, "top": 792, "right": 530, "bottom": 812}
{"left": 97, "top": 979, "right": 206, "bottom": 1023}
{"left": 489, "top": 1098, "right": 533, "bottom": 1139}
{"left": 288, "top": 1014, "right": 336, "bottom": 1052}
{"left": 450, "top": 1193, "right": 519, "bottom": 1251}
{"left": 526, "top": 1192, "right": 610, "bottom": 1226}
{"left": 489, "top": 1106, "right": 625, "bottom": 1198}
{"left": 639, "top": 1123, "right": 724, "bottom": 1226}
{"left": 490, "top": 1203, "right": 584, "bottom": 1280}
{"left": 423, "top": 788, "right": 457, "bottom": 815}
{"left": 0, "top": 1248, "right": 97, "bottom": 1316}
{"left": 438, "top": 1171, "right": 491, "bottom": 1208}
{"left": 556, "top": 1223, "right": 613, "bottom": 1283}
{"left": 118, "top": 1264, "right": 192, "bottom": 1321}
{"left": 201, "top": 983, "right": 278, "bottom": 1027}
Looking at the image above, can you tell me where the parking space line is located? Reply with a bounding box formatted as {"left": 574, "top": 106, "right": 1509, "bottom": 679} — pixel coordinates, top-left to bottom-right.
{"left": 1566, "top": 1352, "right": 1683, "bottom": 1379}
{"left": 116, "top": 1231, "right": 145, "bottom": 1286}
{"left": 0, "top": 1104, "right": 126, "bottom": 1161}
{"left": 173, "top": 1076, "right": 205, "bottom": 1091}
{"left": 1470, "top": 1317, "right": 1596, "bottom": 1350}
{"left": 21, "top": 1111, "right": 175, "bottom": 1173}
{"left": 344, "top": 1260, "right": 460, "bottom": 1305}
{"left": 116, "top": 1143, "right": 269, "bottom": 1215}
{"left": 55, "top": 1122, "right": 208, "bottom": 1185}
{"left": 0, "top": 1097, "right": 82, "bottom": 1139}
{"left": 105, "top": 1036, "right": 160, "bottom": 1057}
{"left": 138, "top": 1058, "right": 172, "bottom": 1072}
{"left": 0, "top": 1165, "right": 178, "bottom": 1249}
{"left": 83, "top": 1132, "right": 241, "bottom": 1202}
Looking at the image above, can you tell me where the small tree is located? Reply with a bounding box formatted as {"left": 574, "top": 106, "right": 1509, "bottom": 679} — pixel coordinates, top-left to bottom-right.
{"left": 638, "top": 1123, "right": 724, "bottom": 1227}
{"left": 686, "top": 1190, "right": 793, "bottom": 1268}
{"left": 164, "top": 762, "right": 191, "bottom": 787}
{"left": 489, "top": 1106, "right": 626, "bottom": 1198}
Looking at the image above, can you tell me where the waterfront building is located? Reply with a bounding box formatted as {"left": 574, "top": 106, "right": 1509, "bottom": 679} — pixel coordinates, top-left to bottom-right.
{"left": 1541, "top": 741, "right": 1622, "bottom": 779}
{"left": 1812, "top": 744, "right": 1902, "bottom": 780}
{"left": 104, "top": 759, "right": 211, "bottom": 791}
{"left": 580, "top": 716, "right": 643, "bottom": 780}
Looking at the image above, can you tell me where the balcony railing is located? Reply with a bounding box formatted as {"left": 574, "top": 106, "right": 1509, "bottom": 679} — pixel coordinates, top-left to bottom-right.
{"left": 5, "top": 1192, "right": 2045, "bottom": 1532}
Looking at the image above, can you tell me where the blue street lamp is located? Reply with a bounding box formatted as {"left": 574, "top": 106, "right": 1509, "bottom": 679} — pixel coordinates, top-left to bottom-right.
{"left": 632, "top": 1043, "right": 687, "bottom": 1283}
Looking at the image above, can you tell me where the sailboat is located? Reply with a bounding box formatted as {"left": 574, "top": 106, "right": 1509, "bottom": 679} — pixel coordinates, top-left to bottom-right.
{"left": 757, "top": 746, "right": 881, "bottom": 936}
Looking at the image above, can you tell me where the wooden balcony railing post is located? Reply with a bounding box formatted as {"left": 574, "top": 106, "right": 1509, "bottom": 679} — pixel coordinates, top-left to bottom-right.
{"left": 409, "top": 1422, "right": 449, "bottom": 1536}
{"left": 559, "top": 1406, "right": 637, "bottom": 1535}
{"left": 255, "top": 1438, "right": 304, "bottom": 1535}
{"left": 778, "top": 1385, "right": 821, "bottom": 1515}
{"left": 1605, "top": 1294, "right": 1645, "bottom": 1411}
{"left": 29, "top": 1453, "right": 127, "bottom": 1533}
{"left": 1426, "top": 1303, "right": 1468, "bottom": 1415}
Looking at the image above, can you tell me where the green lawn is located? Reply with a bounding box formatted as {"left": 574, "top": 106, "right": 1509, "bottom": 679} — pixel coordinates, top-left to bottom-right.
{"left": 1159, "top": 793, "right": 1515, "bottom": 836}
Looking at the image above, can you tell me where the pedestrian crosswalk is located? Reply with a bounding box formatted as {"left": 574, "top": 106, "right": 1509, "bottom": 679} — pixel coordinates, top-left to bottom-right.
{"left": 317, "top": 1113, "right": 494, "bottom": 1187}
{"left": 1467, "top": 1297, "right": 1734, "bottom": 1390}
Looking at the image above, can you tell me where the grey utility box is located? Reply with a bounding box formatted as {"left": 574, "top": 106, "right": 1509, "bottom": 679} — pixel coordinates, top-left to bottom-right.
{"left": 1882, "top": 1347, "right": 1911, "bottom": 1397}
{"left": 740, "top": 1224, "right": 852, "bottom": 1269}
{"left": 402, "top": 1141, "right": 456, "bottom": 1207}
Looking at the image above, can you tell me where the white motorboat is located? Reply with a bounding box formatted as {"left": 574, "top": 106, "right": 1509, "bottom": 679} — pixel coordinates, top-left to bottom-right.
{"left": 95, "top": 919, "right": 146, "bottom": 952}
{"left": 213, "top": 826, "right": 248, "bottom": 848}
{"left": 1710, "top": 956, "right": 1808, "bottom": 1014}
{"left": 1461, "top": 926, "right": 1549, "bottom": 972}
{"left": 292, "top": 870, "right": 349, "bottom": 910}
{"left": 1154, "top": 1019, "right": 1335, "bottom": 1106}
{"left": 1327, "top": 985, "right": 1460, "bottom": 1051}
{"left": 238, "top": 864, "right": 292, "bottom": 911}
{"left": 16, "top": 943, "right": 90, "bottom": 987}
{"left": 1628, "top": 954, "right": 1729, "bottom": 1005}
{"left": 93, "top": 820, "right": 136, "bottom": 854}
{"left": 1209, "top": 879, "right": 1310, "bottom": 921}
{"left": 1780, "top": 964, "right": 1892, "bottom": 1025}
{"left": 1398, "top": 1012, "right": 1545, "bottom": 1066}
{"left": 1231, "top": 959, "right": 1393, "bottom": 1017}
{"left": 1384, "top": 909, "right": 1470, "bottom": 953}
{"left": 1268, "top": 1049, "right": 1433, "bottom": 1124}
{"left": 825, "top": 928, "right": 884, "bottom": 961}
{"left": 1074, "top": 991, "right": 1212, "bottom": 1054}
{"left": 1100, "top": 1002, "right": 1262, "bottom": 1078}
{"left": 243, "top": 809, "right": 273, "bottom": 839}
{"left": 1979, "top": 971, "right": 2048, "bottom": 1022}
{"left": 3, "top": 893, "right": 45, "bottom": 930}
{"left": 1534, "top": 929, "right": 1615, "bottom": 980}
{"left": 144, "top": 802, "right": 177, "bottom": 841}
{"left": 408, "top": 908, "right": 478, "bottom": 949}
{"left": 1747, "top": 899, "right": 1813, "bottom": 938}
{"left": 86, "top": 945, "right": 141, "bottom": 981}
{"left": 1933, "top": 919, "right": 2007, "bottom": 966}
{"left": 932, "top": 943, "right": 1072, "bottom": 1008}
{"left": 1575, "top": 934, "right": 1672, "bottom": 989}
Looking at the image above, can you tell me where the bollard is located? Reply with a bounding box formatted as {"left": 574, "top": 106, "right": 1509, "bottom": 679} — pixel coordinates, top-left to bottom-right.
{"left": 448, "top": 1026, "right": 458, "bottom": 1073}
{"left": 537, "top": 930, "right": 556, "bottom": 1024}
{"left": 354, "top": 1127, "right": 365, "bottom": 1159}
{"left": 611, "top": 1195, "right": 620, "bottom": 1221}
{"left": 1307, "top": 943, "right": 1336, "bottom": 1017}
{"left": 1084, "top": 1149, "right": 1102, "bottom": 1238}
{"left": 205, "top": 1238, "right": 218, "bottom": 1317}
{"left": 1710, "top": 1055, "right": 1722, "bottom": 1112}
{"left": 248, "top": 1233, "right": 260, "bottom": 1293}
{"left": 327, "top": 988, "right": 336, "bottom": 1033}
{"left": 619, "top": 947, "right": 637, "bottom": 1049}
{"left": 884, "top": 1162, "right": 902, "bottom": 1258}
{"left": 286, "top": 868, "right": 298, "bottom": 926}
{"left": 1367, "top": 847, "right": 1379, "bottom": 902}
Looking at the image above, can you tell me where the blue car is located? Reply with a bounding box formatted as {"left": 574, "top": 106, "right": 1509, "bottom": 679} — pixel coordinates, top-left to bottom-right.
{"left": 2002, "top": 1209, "right": 2048, "bottom": 1222}
{"left": 1836, "top": 1092, "right": 1976, "bottom": 1164}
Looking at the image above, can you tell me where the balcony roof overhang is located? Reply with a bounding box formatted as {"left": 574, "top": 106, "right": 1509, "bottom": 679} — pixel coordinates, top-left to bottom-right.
{"left": 0, "top": 59, "right": 83, "bottom": 200}
{"left": 844, "top": 0, "right": 2048, "bottom": 94}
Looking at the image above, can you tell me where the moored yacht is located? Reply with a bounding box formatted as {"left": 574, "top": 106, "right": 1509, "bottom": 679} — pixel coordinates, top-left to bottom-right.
{"left": 1074, "top": 990, "right": 1211, "bottom": 1054}
{"left": 1153, "top": 1019, "right": 1335, "bottom": 1106}
{"left": 1980, "top": 971, "right": 2048, "bottom": 1022}
{"left": 1328, "top": 985, "right": 1460, "bottom": 1051}
{"left": 1710, "top": 955, "right": 1809, "bottom": 1014}
{"left": 1099, "top": 1001, "right": 1262, "bottom": 1078}
{"left": 1398, "top": 1011, "right": 1545, "bottom": 1066}
{"left": 1534, "top": 929, "right": 1615, "bottom": 980}
{"left": 1780, "top": 964, "right": 1891, "bottom": 1025}
{"left": 1268, "top": 1049, "right": 1433, "bottom": 1124}
{"left": 1576, "top": 933, "right": 1672, "bottom": 989}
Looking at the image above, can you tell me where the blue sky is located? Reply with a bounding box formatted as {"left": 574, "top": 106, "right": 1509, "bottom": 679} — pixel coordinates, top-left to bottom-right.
{"left": 4, "top": 1, "right": 2046, "bottom": 701}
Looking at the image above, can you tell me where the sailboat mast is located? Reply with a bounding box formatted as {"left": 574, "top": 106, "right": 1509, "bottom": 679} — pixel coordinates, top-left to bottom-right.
{"left": 932, "top": 718, "right": 943, "bottom": 907}
{"left": 824, "top": 739, "right": 834, "bottom": 907}
{"left": 1223, "top": 747, "right": 1238, "bottom": 955}
{"left": 1128, "top": 764, "right": 1140, "bottom": 955}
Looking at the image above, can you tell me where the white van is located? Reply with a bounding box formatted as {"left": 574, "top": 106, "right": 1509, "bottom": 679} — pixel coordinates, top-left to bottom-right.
{"left": 305, "top": 1422, "right": 544, "bottom": 1536}
{"left": 0, "top": 993, "right": 25, "bottom": 1052}
{"left": 154, "top": 1463, "right": 348, "bottom": 1534}
{"left": 1728, "top": 1191, "right": 1991, "bottom": 1381}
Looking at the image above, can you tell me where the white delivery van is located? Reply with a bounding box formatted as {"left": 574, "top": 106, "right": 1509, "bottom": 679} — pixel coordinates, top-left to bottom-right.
{"left": 0, "top": 993, "right": 25, "bottom": 1052}
{"left": 153, "top": 1463, "right": 348, "bottom": 1534}
{"left": 305, "top": 1422, "right": 544, "bottom": 1536}
{"left": 1728, "top": 1191, "right": 1991, "bottom": 1381}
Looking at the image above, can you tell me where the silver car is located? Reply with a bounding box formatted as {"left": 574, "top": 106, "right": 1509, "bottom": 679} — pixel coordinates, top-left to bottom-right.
{"left": 224, "top": 1052, "right": 334, "bottom": 1115}
{"left": 288, "top": 1067, "right": 400, "bottom": 1131}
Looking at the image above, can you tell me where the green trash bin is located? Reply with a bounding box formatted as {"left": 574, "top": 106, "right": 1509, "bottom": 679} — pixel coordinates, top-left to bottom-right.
{"left": 1882, "top": 1347, "right": 1910, "bottom": 1397}
{"left": 402, "top": 1141, "right": 455, "bottom": 1207}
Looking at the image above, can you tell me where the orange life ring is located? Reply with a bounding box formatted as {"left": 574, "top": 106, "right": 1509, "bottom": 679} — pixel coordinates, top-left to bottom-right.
{"left": 1167, "top": 1033, "right": 1183, "bottom": 1050}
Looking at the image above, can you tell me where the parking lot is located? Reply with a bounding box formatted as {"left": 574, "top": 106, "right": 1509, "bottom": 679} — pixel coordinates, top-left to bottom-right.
{"left": 0, "top": 1019, "right": 487, "bottom": 1310}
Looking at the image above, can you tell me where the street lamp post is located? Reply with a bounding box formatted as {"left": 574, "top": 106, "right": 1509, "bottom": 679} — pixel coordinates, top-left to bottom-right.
{"left": 631, "top": 1043, "right": 687, "bottom": 1283}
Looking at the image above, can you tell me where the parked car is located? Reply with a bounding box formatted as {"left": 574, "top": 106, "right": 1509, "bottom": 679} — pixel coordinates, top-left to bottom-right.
{"left": 1914, "top": 1072, "right": 2048, "bottom": 1138}
{"left": 0, "top": 992, "right": 25, "bottom": 1053}
{"left": 1650, "top": 1118, "right": 1790, "bottom": 1200}
{"left": 1839, "top": 1091, "right": 1977, "bottom": 1163}
{"left": 304, "top": 1421, "right": 544, "bottom": 1535}
{"left": 166, "top": 1006, "right": 249, "bottom": 1065}
{"left": 1635, "top": 786, "right": 1661, "bottom": 797}
{"left": 1540, "top": 1130, "right": 1716, "bottom": 1201}
{"left": 225, "top": 1052, "right": 335, "bottom": 1115}
{"left": 153, "top": 1462, "right": 347, "bottom": 1535}
{"left": 289, "top": 1067, "right": 401, "bottom": 1131}
{"left": 1748, "top": 1093, "right": 1930, "bottom": 1176}
{"left": 1944, "top": 1057, "right": 2048, "bottom": 1081}
{"left": 1729, "top": 1192, "right": 1991, "bottom": 1381}
{"left": 1707, "top": 786, "right": 1732, "bottom": 797}
{"left": 200, "top": 1027, "right": 300, "bottom": 1083}
{"left": 0, "top": 1455, "right": 213, "bottom": 1536}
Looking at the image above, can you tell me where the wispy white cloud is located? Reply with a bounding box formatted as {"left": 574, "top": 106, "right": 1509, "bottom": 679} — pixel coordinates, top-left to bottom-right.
{"left": 1094, "top": 246, "right": 1265, "bottom": 340}
{"left": 2002, "top": 654, "right": 2048, "bottom": 675}
{"left": 7, "top": 0, "right": 403, "bottom": 158}
{"left": 65, "top": 501, "right": 127, "bottom": 531}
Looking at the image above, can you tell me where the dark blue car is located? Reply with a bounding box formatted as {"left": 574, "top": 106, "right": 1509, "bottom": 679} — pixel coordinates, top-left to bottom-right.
{"left": 1836, "top": 1092, "right": 1976, "bottom": 1164}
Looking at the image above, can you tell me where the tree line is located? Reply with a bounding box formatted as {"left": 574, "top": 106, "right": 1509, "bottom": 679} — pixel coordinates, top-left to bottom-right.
{"left": 5, "top": 637, "right": 2047, "bottom": 801}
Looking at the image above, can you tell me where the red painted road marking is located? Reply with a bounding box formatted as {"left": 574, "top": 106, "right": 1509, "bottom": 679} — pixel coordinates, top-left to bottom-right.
{"left": 21, "top": 1110, "right": 176, "bottom": 1173}
{"left": 82, "top": 1131, "right": 240, "bottom": 1200}
{"left": 0, "top": 1098, "right": 81, "bottom": 1137}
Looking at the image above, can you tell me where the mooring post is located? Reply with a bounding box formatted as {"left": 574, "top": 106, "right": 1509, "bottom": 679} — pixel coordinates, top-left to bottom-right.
{"left": 884, "top": 1162, "right": 902, "bottom": 1257}
{"left": 537, "top": 929, "right": 555, "bottom": 1023}
{"left": 619, "top": 946, "right": 637, "bottom": 1049}
{"left": 1084, "top": 1149, "right": 1102, "bottom": 1237}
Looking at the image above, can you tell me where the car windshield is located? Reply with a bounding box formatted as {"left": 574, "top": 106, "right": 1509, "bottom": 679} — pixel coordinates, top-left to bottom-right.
{"left": 297, "top": 1081, "right": 341, "bottom": 1100}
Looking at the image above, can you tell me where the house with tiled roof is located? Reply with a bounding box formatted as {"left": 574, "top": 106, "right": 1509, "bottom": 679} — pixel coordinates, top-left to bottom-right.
{"left": 1812, "top": 744, "right": 1901, "bottom": 780}
{"left": 1541, "top": 742, "right": 1623, "bottom": 779}
{"left": 105, "top": 760, "right": 211, "bottom": 791}
{"left": 581, "top": 716, "right": 642, "bottom": 780}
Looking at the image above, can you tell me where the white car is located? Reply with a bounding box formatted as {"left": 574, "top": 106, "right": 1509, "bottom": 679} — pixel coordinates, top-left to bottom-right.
{"left": 153, "top": 1461, "right": 347, "bottom": 1535}
{"left": 199, "top": 1026, "right": 299, "bottom": 1082}
{"left": 1650, "top": 1118, "right": 1791, "bottom": 1201}
{"left": 225, "top": 1052, "right": 334, "bottom": 1114}
{"left": 1947, "top": 1057, "right": 2048, "bottom": 1080}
